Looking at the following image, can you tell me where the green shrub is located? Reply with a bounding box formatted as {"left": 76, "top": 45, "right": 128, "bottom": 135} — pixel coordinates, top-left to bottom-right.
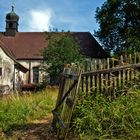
{"left": 72, "top": 91, "right": 140, "bottom": 139}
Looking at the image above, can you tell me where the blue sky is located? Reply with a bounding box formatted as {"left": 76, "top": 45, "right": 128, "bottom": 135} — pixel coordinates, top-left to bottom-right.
{"left": 0, "top": 0, "right": 105, "bottom": 33}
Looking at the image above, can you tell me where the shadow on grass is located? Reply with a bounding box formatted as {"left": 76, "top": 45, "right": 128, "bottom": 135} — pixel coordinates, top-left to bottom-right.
{"left": 3, "top": 122, "right": 57, "bottom": 140}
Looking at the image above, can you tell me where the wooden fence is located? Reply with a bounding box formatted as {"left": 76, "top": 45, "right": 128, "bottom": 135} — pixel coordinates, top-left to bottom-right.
{"left": 81, "top": 63, "right": 140, "bottom": 96}
{"left": 81, "top": 53, "right": 140, "bottom": 96}
{"left": 52, "top": 53, "right": 140, "bottom": 139}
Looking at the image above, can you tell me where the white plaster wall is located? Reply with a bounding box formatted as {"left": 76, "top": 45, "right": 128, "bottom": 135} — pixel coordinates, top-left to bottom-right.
{"left": 14, "top": 69, "right": 24, "bottom": 84}
{"left": 15, "top": 61, "right": 30, "bottom": 84}
{"left": 0, "top": 48, "right": 14, "bottom": 89}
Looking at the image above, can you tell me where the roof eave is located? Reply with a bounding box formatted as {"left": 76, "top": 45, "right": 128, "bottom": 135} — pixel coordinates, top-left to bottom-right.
{"left": 14, "top": 63, "right": 28, "bottom": 73}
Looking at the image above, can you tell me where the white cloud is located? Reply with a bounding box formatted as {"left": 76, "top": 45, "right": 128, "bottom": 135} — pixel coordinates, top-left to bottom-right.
{"left": 29, "top": 9, "right": 52, "bottom": 31}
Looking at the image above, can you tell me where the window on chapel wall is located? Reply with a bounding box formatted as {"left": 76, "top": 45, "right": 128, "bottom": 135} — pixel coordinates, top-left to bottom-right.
{"left": 0, "top": 68, "right": 2, "bottom": 76}
{"left": 33, "top": 66, "right": 39, "bottom": 83}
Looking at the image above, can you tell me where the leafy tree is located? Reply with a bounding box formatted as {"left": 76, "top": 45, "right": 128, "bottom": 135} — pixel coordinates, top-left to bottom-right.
{"left": 42, "top": 32, "right": 84, "bottom": 85}
{"left": 95, "top": 0, "right": 140, "bottom": 55}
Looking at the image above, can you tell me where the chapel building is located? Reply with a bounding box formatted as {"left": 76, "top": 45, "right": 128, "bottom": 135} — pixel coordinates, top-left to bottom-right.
{"left": 0, "top": 6, "right": 108, "bottom": 91}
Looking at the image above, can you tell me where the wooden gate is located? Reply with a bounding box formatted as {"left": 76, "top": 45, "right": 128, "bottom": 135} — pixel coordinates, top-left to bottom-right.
{"left": 52, "top": 67, "right": 81, "bottom": 140}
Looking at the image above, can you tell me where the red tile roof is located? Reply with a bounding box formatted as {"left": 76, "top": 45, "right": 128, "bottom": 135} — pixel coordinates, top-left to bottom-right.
{"left": 0, "top": 32, "right": 108, "bottom": 60}
{"left": 0, "top": 32, "right": 47, "bottom": 60}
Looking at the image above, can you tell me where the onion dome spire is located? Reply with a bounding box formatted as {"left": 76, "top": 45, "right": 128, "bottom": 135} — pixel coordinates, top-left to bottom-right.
{"left": 5, "top": 5, "right": 19, "bottom": 36}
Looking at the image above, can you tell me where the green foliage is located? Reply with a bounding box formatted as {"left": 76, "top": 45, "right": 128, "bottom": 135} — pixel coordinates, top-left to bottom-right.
{"left": 95, "top": 0, "right": 140, "bottom": 55}
{"left": 72, "top": 90, "right": 140, "bottom": 139}
{"left": 0, "top": 89, "right": 57, "bottom": 132}
{"left": 42, "top": 33, "right": 84, "bottom": 84}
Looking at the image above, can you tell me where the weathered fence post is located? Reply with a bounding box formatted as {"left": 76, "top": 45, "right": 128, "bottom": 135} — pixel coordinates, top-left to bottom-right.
{"left": 52, "top": 66, "right": 82, "bottom": 140}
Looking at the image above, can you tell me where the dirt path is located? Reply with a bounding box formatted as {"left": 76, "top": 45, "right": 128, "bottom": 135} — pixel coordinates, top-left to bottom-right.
{"left": 1, "top": 115, "right": 57, "bottom": 140}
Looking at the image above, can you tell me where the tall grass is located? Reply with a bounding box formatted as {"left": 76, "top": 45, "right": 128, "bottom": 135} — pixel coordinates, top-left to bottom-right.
{"left": 0, "top": 87, "right": 58, "bottom": 132}
{"left": 72, "top": 88, "right": 140, "bottom": 139}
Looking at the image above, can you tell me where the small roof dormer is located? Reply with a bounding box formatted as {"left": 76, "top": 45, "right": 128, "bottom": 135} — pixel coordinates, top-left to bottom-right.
{"left": 5, "top": 6, "right": 19, "bottom": 36}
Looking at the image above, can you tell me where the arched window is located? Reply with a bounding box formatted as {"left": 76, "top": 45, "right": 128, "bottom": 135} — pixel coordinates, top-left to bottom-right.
{"left": 33, "top": 66, "right": 39, "bottom": 83}
{"left": 9, "top": 22, "right": 13, "bottom": 28}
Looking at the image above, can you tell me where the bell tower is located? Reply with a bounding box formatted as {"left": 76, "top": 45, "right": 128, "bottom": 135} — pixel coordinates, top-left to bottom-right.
{"left": 5, "top": 6, "right": 19, "bottom": 36}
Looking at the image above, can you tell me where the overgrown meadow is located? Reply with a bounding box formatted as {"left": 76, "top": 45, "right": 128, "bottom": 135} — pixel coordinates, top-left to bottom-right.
{"left": 72, "top": 83, "right": 140, "bottom": 139}
{"left": 0, "top": 87, "right": 58, "bottom": 133}
{"left": 0, "top": 82, "right": 140, "bottom": 139}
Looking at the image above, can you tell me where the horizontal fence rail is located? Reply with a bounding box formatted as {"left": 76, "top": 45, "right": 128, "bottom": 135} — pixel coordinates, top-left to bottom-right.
{"left": 81, "top": 65, "right": 139, "bottom": 96}
{"left": 82, "top": 63, "right": 140, "bottom": 76}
